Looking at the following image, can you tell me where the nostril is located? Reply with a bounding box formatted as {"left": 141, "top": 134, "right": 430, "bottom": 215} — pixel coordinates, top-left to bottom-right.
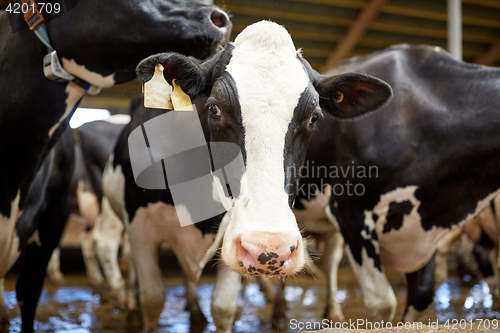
{"left": 238, "top": 240, "right": 255, "bottom": 266}
{"left": 210, "top": 9, "right": 227, "bottom": 28}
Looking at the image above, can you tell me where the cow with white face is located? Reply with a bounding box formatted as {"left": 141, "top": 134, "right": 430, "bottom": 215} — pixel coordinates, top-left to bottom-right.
{"left": 136, "top": 21, "right": 392, "bottom": 279}
{"left": 138, "top": 21, "right": 392, "bottom": 276}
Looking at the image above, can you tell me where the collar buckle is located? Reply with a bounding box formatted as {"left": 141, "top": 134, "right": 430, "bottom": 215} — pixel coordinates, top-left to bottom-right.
{"left": 23, "top": 0, "right": 46, "bottom": 30}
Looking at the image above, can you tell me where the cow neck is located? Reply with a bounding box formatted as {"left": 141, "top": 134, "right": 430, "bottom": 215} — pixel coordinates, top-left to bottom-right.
{"left": 20, "top": 0, "right": 99, "bottom": 94}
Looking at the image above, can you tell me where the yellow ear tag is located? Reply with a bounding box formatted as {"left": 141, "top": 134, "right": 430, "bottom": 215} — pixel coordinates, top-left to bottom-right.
{"left": 171, "top": 79, "right": 193, "bottom": 111}
{"left": 143, "top": 64, "right": 173, "bottom": 109}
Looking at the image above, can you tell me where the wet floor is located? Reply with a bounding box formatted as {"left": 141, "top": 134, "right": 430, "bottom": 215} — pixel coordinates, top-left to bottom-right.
{"left": 3, "top": 265, "right": 500, "bottom": 332}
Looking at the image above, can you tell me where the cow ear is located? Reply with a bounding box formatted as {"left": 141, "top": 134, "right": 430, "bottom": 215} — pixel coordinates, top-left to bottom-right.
{"left": 136, "top": 52, "right": 209, "bottom": 97}
{"left": 315, "top": 73, "right": 392, "bottom": 119}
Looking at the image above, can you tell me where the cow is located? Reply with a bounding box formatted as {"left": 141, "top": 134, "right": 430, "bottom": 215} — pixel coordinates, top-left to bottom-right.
{"left": 101, "top": 20, "right": 393, "bottom": 332}
{"left": 302, "top": 44, "right": 500, "bottom": 323}
{"left": 74, "top": 116, "right": 130, "bottom": 294}
{"left": 0, "top": 1, "right": 231, "bottom": 331}
{"left": 40, "top": 117, "right": 131, "bottom": 295}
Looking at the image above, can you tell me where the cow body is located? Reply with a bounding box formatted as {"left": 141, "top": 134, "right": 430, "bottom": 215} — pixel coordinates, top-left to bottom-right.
{"left": 0, "top": 1, "right": 230, "bottom": 331}
{"left": 311, "top": 44, "right": 500, "bottom": 321}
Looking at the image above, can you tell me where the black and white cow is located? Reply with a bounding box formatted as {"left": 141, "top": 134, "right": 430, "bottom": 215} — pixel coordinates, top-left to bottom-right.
{"left": 0, "top": 1, "right": 230, "bottom": 331}
{"left": 101, "top": 20, "right": 392, "bottom": 332}
{"left": 304, "top": 44, "right": 500, "bottom": 323}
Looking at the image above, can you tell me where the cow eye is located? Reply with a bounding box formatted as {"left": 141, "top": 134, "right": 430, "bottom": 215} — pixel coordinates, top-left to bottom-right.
{"left": 309, "top": 113, "right": 319, "bottom": 125}
{"left": 208, "top": 103, "right": 221, "bottom": 118}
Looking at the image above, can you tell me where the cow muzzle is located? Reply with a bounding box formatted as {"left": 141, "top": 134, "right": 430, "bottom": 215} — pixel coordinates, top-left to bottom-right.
{"left": 223, "top": 229, "right": 304, "bottom": 277}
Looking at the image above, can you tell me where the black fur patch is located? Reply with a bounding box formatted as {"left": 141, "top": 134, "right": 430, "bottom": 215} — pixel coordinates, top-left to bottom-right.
{"left": 383, "top": 200, "right": 413, "bottom": 233}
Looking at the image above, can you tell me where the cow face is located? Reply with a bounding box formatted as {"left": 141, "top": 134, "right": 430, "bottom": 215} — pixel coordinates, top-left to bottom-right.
{"left": 46, "top": 0, "right": 231, "bottom": 85}
{"left": 137, "top": 21, "right": 392, "bottom": 276}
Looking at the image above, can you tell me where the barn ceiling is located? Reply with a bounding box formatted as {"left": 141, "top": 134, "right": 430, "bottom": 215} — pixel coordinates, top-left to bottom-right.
{"left": 2, "top": 0, "right": 499, "bottom": 111}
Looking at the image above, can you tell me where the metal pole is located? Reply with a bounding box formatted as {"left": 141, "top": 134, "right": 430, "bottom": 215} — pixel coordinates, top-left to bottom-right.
{"left": 447, "top": 0, "right": 462, "bottom": 61}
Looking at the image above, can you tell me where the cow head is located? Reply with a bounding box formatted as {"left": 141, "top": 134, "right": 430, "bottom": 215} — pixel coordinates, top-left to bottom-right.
{"left": 137, "top": 21, "right": 392, "bottom": 276}
{"left": 43, "top": 0, "right": 231, "bottom": 85}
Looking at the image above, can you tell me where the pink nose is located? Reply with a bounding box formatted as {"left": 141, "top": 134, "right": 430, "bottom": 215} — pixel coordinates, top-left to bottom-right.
{"left": 236, "top": 232, "right": 301, "bottom": 276}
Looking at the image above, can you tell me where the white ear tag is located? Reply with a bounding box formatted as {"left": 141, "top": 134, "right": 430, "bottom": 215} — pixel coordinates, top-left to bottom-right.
{"left": 143, "top": 64, "right": 173, "bottom": 109}
{"left": 171, "top": 79, "right": 194, "bottom": 111}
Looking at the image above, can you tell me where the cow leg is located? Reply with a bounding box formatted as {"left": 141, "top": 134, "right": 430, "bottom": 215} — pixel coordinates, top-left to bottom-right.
{"left": 435, "top": 226, "right": 463, "bottom": 284}
{"left": 271, "top": 279, "right": 286, "bottom": 330}
{"left": 212, "top": 264, "right": 241, "bottom": 333}
{"left": 79, "top": 228, "right": 104, "bottom": 287}
{"left": 489, "top": 246, "right": 500, "bottom": 305}
{"left": 126, "top": 243, "right": 139, "bottom": 313}
{"left": 345, "top": 246, "right": 396, "bottom": 322}
{"left": 46, "top": 247, "right": 64, "bottom": 284}
{"left": 184, "top": 277, "right": 207, "bottom": 326}
{"left": 119, "top": 232, "right": 139, "bottom": 313}
{"left": 0, "top": 279, "right": 8, "bottom": 332}
{"left": 328, "top": 205, "right": 396, "bottom": 322}
{"left": 322, "top": 231, "right": 345, "bottom": 322}
{"left": 127, "top": 210, "right": 165, "bottom": 333}
{"left": 473, "top": 231, "right": 495, "bottom": 278}
{"left": 403, "top": 253, "right": 436, "bottom": 322}
{"left": 16, "top": 216, "right": 68, "bottom": 333}
{"left": 258, "top": 277, "right": 275, "bottom": 303}
{"left": 93, "top": 198, "right": 126, "bottom": 309}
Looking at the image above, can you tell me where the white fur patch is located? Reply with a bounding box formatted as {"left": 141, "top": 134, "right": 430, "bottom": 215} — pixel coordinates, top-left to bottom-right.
{"left": 62, "top": 58, "right": 116, "bottom": 87}
{"left": 222, "top": 22, "right": 309, "bottom": 271}
{"left": 0, "top": 191, "right": 22, "bottom": 278}
{"left": 48, "top": 81, "right": 86, "bottom": 138}
{"left": 102, "top": 154, "right": 128, "bottom": 223}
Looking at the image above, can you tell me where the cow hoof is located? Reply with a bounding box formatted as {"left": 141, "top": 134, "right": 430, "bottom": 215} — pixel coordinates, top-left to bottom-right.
{"left": 272, "top": 314, "right": 287, "bottom": 330}
{"left": 47, "top": 271, "right": 65, "bottom": 285}
{"left": 185, "top": 302, "right": 207, "bottom": 326}
{"left": 189, "top": 310, "right": 207, "bottom": 327}
{"left": 324, "top": 305, "right": 345, "bottom": 323}
{"left": 94, "top": 287, "right": 113, "bottom": 304}
{"left": 127, "top": 308, "right": 143, "bottom": 326}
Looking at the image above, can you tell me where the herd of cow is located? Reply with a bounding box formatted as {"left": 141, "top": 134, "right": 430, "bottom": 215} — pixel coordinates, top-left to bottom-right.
{"left": 1, "top": 1, "right": 500, "bottom": 333}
